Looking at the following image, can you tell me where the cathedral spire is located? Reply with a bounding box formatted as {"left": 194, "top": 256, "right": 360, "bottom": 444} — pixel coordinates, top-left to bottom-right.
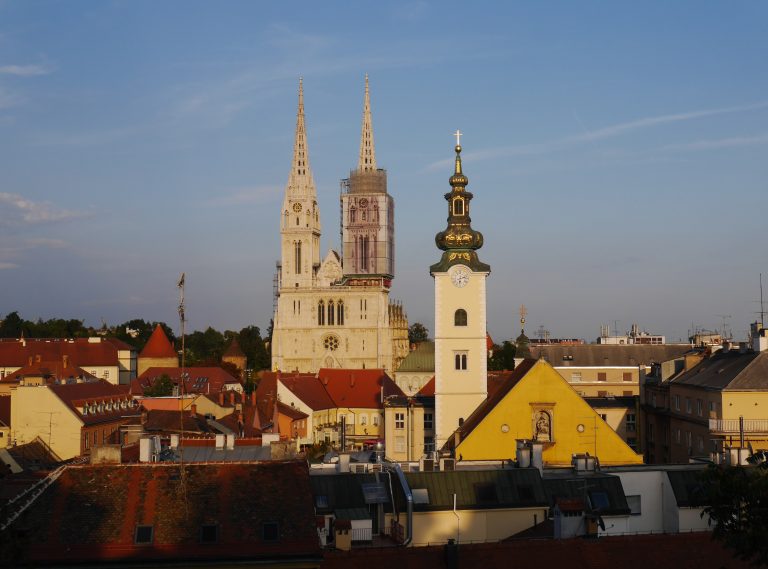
{"left": 287, "top": 77, "right": 316, "bottom": 196}
{"left": 358, "top": 74, "right": 377, "bottom": 172}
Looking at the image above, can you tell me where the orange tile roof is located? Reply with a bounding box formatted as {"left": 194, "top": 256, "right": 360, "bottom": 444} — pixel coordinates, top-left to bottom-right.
{"left": 138, "top": 325, "right": 177, "bottom": 358}
{"left": 316, "top": 368, "right": 404, "bottom": 408}
{"left": 133, "top": 367, "right": 240, "bottom": 395}
{"left": 417, "top": 376, "right": 435, "bottom": 396}
{"left": 223, "top": 337, "right": 246, "bottom": 358}
{"left": 47, "top": 380, "right": 135, "bottom": 426}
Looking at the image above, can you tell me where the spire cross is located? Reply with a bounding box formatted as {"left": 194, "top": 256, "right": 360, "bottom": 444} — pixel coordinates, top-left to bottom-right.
{"left": 519, "top": 304, "right": 527, "bottom": 324}
{"left": 454, "top": 129, "right": 463, "bottom": 146}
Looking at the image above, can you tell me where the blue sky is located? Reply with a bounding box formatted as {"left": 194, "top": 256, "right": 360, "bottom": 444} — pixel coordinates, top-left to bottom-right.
{"left": 1, "top": 1, "right": 766, "bottom": 342}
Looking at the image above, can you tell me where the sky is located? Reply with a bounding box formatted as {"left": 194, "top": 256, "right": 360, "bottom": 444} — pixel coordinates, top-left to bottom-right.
{"left": 1, "top": 1, "right": 766, "bottom": 343}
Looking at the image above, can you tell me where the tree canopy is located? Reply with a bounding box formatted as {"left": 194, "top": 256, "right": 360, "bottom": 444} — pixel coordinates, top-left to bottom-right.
{"left": 703, "top": 455, "right": 768, "bottom": 566}
{"left": 408, "top": 322, "right": 429, "bottom": 344}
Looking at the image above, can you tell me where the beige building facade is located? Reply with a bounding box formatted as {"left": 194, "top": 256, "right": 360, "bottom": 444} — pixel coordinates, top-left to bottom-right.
{"left": 271, "top": 78, "right": 408, "bottom": 375}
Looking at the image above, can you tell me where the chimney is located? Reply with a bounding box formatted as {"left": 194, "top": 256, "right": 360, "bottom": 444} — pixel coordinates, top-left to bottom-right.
{"left": 251, "top": 390, "right": 257, "bottom": 406}
{"left": 219, "top": 392, "right": 225, "bottom": 406}
{"left": 350, "top": 374, "right": 355, "bottom": 387}
{"left": 190, "top": 404, "right": 197, "bottom": 418}
{"left": 28, "top": 356, "right": 33, "bottom": 366}
{"left": 229, "top": 391, "right": 236, "bottom": 406}
{"left": 62, "top": 354, "right": 69, "bottom": 368}
{"left": 35, "top": 354, "right": 41, "bottom": 363}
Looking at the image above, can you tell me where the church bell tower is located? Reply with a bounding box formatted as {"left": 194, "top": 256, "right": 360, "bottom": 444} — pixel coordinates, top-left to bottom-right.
{"left": 280, "top": 78, "right": 322, "bottom": 290}
{"left": 432, "top": 133, "right": 490, "bottom": 451}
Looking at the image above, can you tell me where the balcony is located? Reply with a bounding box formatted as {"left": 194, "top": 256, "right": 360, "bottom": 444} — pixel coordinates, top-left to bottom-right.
{"left": 709, "top": 418, "right": 768, "bottom": 434}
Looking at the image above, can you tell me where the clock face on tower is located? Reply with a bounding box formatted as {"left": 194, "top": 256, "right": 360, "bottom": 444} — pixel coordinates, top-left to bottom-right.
{"left": 450, "top": 265, "right": 470, "bottom": 288}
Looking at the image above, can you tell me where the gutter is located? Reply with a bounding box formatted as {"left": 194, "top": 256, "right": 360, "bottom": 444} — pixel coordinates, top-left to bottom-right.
{"left": 385, "top": 462, "right": 413, "bottom": 546}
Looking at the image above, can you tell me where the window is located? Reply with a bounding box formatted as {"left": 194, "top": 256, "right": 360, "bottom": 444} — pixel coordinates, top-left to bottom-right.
{"left": 454, "top": 352, "right": 467, "bottom": 370}
{"left": 626, "top": 413, "right": 636, "bottom": 432}
{"left": 360, "top": 414, "right": 367, "bottom": 426}
{"left": 697, "top": 399, "right": 703, "bottom": 416}
{"left": 686, "top": 431, "right": 692, "bottom": 448}
{"left": 626, "top": 495, "right": 642, "bottom": 516}
{"left": 675, "top": 429, "right": 681, "bottom": 444}
{"left": 588, "top": 491, "right": 610, "bottom": 511}
{"left": 600, "top": 413, "right": 608, "bottom": 422}
{"left": 627, "top": 437, "right": 637, "bottom": 451}
{"left": 623, "top": 372, "right": 632, "bottom": 382}
{"left": 135, "top": 525, "right": 154, "bottom": 545}
{"left": 315, "top": 495, "right": 329, "bottom": 509}
{"left": 200, "top": 524, "right": 219, "bottom": 544}
{"left": 395, "top": 412, "right": 405, "bottom": 429}
{"left": 698, "top": 436, "right": 705, "bottom": 452}
{"left": 424, "top": 413, "right": 433, "bottom": 430}
{"left": 648, "top": 423, "right": 654, "bottom": 442}
{"left": 323, "top": 335, "right": 339, "bottom": 351}
{"left": 318, "top": 301, "right": 325, "bottom": 325}
{"left": 294, "top": 241, "right": 302, "bottom": 274}
{"left": 327, "top": 300, "right": 335, "bottom": 325}
{"left": 262, "top": 522, "right": 279, "bottom": 541}
{"left": 597, "top": 372, "right": 607, "bottom": 382}
{"left": 623, "top": 390, "right": 633, "bottom": 396}
{"left": 372, "top": 414, "right": 379, "bottom": 426}
{"left": 686, "top": 398, "right": 692, "bottom": 414}
{"left": 571, "top": 372, "right": 582, "bottom": 382}
{"left": 454, "top": 309, "right": 467, "bottom": 326}
{"left": 337, "top": 301, "right": 344, "bottom": 325}
{"left": 709, "top": 401, "right": 716, "bottom": 414}
{"left": 674, "top": 395, "right": 680, "bottom": 411}
{"left": 598, "top": 391, "right": 608, "bottom": 397}
{"left": 103, "top": 370, "right": 110, "bottom": 380}
{"left": 453, "top": 197, "right": 464, "bottom": 215}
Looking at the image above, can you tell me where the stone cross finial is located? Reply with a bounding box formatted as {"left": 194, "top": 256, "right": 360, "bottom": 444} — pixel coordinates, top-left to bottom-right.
{"left": 454, "top": 129, "right": 463, "bottom": 146}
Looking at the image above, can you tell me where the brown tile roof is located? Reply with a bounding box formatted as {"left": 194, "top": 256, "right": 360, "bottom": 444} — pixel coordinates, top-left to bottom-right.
{"left": 277, "top": 401, "right": 308, "bottom": 420}
{"left": 0, "top": 395, "right": 9, "bottom": 427}
{"left": 673, "top": 350, "right": 768, "bottom": 390}
{"left": 532, "top": 343, "right": 692, "bottom": 367}
{"left": 1, "top": 360, "right": 97, "bottom": 383}
{"left": 143, "top": 409, "right": 215, "bottom": 434}
{"left": 0, "top": 337, "right": 128, "bottom": 367}
{"left": 12, "top": 462, "right": 321, "bottom": 566}
{"left": 133, "top": 367, "right": 241, "bottom": 395}
{"left": 138, "top": 324, "right": 177, "bottom": 358}
{"left": 416, "top": 376, "right": 435, "bottom": 396}
{"left": 47, "top": 380, "right": 134, "bottom": 426}
{"left": 223, "top": 337, "right": 246, "bottom": 358}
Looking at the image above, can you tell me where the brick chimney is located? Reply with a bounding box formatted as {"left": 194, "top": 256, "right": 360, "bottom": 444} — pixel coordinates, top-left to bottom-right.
{"left": 62, "top": 354, "right": 69, "bottom": 368}
{"left": 229, "top": 391, "right": 236, "bottom": 406}
{"left": 219, "top": 391, "right": 225, "bottom": 406}
{"left": 251, "top": 390, "right": 257, "bottom": 406}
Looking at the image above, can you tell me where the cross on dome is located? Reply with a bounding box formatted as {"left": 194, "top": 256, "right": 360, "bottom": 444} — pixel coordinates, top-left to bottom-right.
{"left": 454, "top": 129, "right": 463, "bottom": 146}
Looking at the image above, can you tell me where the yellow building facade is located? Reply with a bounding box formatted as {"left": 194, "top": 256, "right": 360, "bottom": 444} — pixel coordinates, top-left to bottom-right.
{"left": 453, "top": 359, "right": 643, "bottom": 466}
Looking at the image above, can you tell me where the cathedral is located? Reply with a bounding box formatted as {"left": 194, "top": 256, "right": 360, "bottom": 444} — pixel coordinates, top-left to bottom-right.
{"left": 271, "top": 77, "right": 409, "bottom": 374}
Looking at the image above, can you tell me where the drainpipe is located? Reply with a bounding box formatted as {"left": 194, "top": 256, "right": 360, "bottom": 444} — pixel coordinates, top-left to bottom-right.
{"left": 453, "top": 493, "right": 460, "bottom": 544}
{"left": 387, "top": 462, "right": 413, "bottom": 546}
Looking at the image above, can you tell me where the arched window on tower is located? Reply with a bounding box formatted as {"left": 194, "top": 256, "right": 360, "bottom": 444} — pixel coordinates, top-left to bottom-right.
{"left": 337, "top": 301, "right": 344, "bottom": 325}
{"left": 318, "top": 301, "right": 325, "bottom": 325}
{"left": 363, "top": 236, "right": 370, "bottom": 269}
{"left": 328, "top": 300, "right": 335, "bottom": 326}
{"left": 350, "top": 207, "right": 356, "bottom": 223}
{"left": 294, "top": 241, "right": 302, "bottom": 275}
{"left": 454, "top": 309, "right": 467, "bottom": 326}
{"left": 453, "top": 197, "right": 465, "bottom": 216}
{"left": 284, "top": 211, "right": 289, "bottom": 229}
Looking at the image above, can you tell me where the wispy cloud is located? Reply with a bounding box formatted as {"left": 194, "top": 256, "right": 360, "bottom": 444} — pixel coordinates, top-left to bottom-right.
{"left": 206, "top": 186, "right": 283, "bottom": 206}
{"left": 0, "top": 192, "right": 87, "bottom": 224}
{"left": 659, "top": 133, "right": 768, "bottom": 152}
{"left": 425, "top": 100, "right": 768, "bottom": 170}
{"left": 569, "top": 101, "right": 768, "bottom": 142}
{"left": 0, "top": 262, "right": 18, "bottom": 270}
{"left": 0, "top": 64, "right": 50, "bottom": 76}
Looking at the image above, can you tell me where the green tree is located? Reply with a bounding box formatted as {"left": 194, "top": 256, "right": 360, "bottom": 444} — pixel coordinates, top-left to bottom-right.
{"left": 238, "top": 325, "right": 270, "bottom": 371}
{"left": 408, "top": 322, "right": 429, "bottom": 344}
{"left": 144, "top": 374, "right": 174, "bottom": 397}
{"left": 0, "top": 312, "right": 24, "bottom": 338}
{"left": 112, "top": 319, "right": 176, "bottom": 351}
{"left": 702, "top": 455, "right": 768, "bottom": 566}
{"left": 184, "top": 326, "right": 226, "bottom": 365}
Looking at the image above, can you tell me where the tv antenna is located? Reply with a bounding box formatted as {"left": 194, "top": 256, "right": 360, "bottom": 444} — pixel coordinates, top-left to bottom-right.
{"left": 715, "top": 314, "right": 732, "bottom": 341}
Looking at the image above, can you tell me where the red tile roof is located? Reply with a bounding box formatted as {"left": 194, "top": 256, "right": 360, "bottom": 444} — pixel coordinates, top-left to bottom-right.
{"left": 11, "top": 462, "right": 321, "bottom": 566}
{"left": 417, "top": 376, "right": 435, "bottom": 396}
{"left": 133, "top": 367, "right": 241, "bottom": 395}
{"left": 317, "top": 368, "right": 404, "bottom": 408}
{"left": 139, "top": 325, "right": 177, "bottom": 358}
{"left": 0, "top": 337, "right": 129, "bottom": 368}
{"left": 274, "top": 372, "right": 335, "bottom": 411}
{"left": 143, "top": 409, "right": 215, "bottom": 434}
{"left": 1, "top": 360, "right": 97, "bottom": 383}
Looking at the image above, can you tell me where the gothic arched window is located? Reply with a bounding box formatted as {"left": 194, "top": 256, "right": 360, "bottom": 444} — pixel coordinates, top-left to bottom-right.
{"left": 328, "top": 300, "right": 335, "bottom": 326}
{"left": 453, "top": 197, "right": 465, "bottom": 216}
{"left": 337, "top": 301, "right": 344, "bottom": 325}
{"left": 350, "top": 207, "right": 356, "bottom": 223}
{"left": 454, "top": 309, "right": 467, "bottom": 326}
{"left": 318, "top": 301, "right": 325, "bottom": 326}
{"left": 294, "top": 241, "right": 302, "bottom": 275}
